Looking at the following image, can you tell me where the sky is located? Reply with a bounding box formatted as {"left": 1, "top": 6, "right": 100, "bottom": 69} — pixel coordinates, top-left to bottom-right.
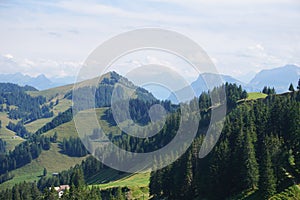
{"left": 0, "top": 0, "right": 300, "bottom": 83}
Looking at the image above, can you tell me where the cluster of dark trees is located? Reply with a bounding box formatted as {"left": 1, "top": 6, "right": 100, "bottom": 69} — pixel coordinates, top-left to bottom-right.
{"left": 0, "top": 135, "right": 51, "bottom": 174}
{"left": 289, "top": 79, "right": 300, "bottom": 92}
{"left": 262, "top": 86, "right": 276, "bottom": 95}
{"left": 0, "top": 182, "right": 41, "bottom": 200}
{"left": 149, "top": 90, "right": 300, "bottom": 200}
{"left": 50, "top": 132, "right": 58, "bottom": 143}
{"left": 35, "top": 108, "right": 73, "bottom": 135}
{"left": 0, "top": 83, "right": 53, "bottom": 122}
{"left": 224, "top": 82, "right": 248, "bottom": 106}
{"left": 60, "top": 137, "right": 89, "bottom": 157}
{"left": 6, "top": 121, "right": 31, "bottom": 138}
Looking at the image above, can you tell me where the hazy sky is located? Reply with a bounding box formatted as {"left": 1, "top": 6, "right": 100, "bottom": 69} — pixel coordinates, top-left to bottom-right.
{"left": 0, "top": 0, "right": 299, "bottom": 82}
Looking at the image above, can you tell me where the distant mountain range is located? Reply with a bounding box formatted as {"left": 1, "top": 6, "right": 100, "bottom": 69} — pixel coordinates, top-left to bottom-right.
{"left": 0, "top": 73, "right": 75, "bottom": 90}
{"left": 249, "top": 64, "right": 300, "bottom": 93}
{"left": 0, "top": 64, "right": 299, "bottom": 100}
{"left": 168, "top": 64, "right": 299, "bottom": 102}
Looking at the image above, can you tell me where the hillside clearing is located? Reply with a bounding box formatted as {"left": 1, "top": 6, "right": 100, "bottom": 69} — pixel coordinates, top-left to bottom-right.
{"left": 0, "top": 112, "right": 24, "bottom": 151}
{"left": 247, "top": 92, "right": 267, "bottom": 100}
{"left": 0, "top": 143, "right": 87, "bottom": 190}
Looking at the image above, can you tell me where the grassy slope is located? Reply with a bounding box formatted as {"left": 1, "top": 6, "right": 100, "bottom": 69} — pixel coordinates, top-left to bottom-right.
{"left": 92, "top": 173, "right": 150, "bottom": 189}
{"left": 0, "top": 112, "right": 24, "bottom": 151}
{"left": 27, "top": 84, "right": 73, "bottom": 100}
{"left": 90, "top": 173, "right": 150, "bottom": 200}
{"left": 43, "top": 107, "right": 121, "bottom": 140}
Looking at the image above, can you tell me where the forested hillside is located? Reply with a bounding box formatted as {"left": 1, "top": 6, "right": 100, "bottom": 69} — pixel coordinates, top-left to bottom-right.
{"left": 149, "top": 91, "right": 300, "bottom": 200}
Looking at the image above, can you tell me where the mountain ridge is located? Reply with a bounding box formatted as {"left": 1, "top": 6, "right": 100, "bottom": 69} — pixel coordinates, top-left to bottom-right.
{"left": 249, "top": 64, "right": 300, "bottom": 93}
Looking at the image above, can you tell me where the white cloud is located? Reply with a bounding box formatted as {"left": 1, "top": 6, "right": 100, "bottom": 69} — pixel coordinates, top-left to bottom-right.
{"left": 0, "top": 54, "right": 82, "bottom": 78}
{"left": 0, "top": 0, "right": 299, "bottom": 79}
{"left": 3, "top": 54, "right": 14, "bottom": 59}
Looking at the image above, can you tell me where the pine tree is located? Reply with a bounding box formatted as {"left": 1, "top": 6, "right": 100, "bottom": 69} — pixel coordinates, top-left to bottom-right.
{"left": 44, "top": 185, "right": 58, "bottom": 200}
{"left": 262, "top": 86, "right": 268, "bottom": 94}
{"left": 87, "top": 186, "right": 102, "bottom": 200}
{"left": 242, "top": 131, "right": 259, "bottom": 190}
{"left": 53, "top": 132, "right": 58, "bottom": 143}
{"left": 43, "top": 167, "right": 47, "bottom": 176}
{"left": 70, "top": 167, "right": 85, "bottom": 189}
{"left": 115, "top": 187, "right": 125, "bottom": 200}
{"left": 259, "top": 139, "right": 276, "bottom": 199}
{"left": 181, "top": 151, "right": 193, "bottom": 197}
{"left": 149, "top": 171, "right": 161, "bottom": 198}
{"left": 289, "top": 83, "right": 295, "bottom": 92}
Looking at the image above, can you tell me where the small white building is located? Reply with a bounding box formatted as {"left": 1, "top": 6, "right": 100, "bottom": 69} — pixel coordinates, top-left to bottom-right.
{"left": 49, "top": 185, "right": 70, "bottom": 198}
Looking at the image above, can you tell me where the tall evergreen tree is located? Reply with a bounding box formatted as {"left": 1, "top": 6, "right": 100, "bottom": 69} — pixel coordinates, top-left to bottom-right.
{"left": 70, "top": 167, "right": 85, "bottom": 189}
{"left": 289, "top": 83, "right": 295, "bottom": 92}
{"left": 43, "top": 167, "right": 47, "bottom": 177}
{"left": 241, "top": 131, "right": 259, "bottom": 190}
{"left": 259, "top": 138, "right": 276, "bottom": 199}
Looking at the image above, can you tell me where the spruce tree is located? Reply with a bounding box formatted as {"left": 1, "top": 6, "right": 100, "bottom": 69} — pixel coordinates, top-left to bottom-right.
{"left": 43, "top": 167, "right": 47, "bottom": 177}
{"left": 259, "top": 140, "right": 276, "bottom": 199}
{"left": 70, "top": 167, "right": 85, "bottom": 189}
{"left": 242, "top": 131, "right": 259, "bottom": 190}
{"left": 289, "top": 83, "right": 295, "bottom": 92}
{"left": 115, "top": 187, "right": 125, "bottom": 200}
{"left": 181, "top": 151, "right": 193, "bottom": 197}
